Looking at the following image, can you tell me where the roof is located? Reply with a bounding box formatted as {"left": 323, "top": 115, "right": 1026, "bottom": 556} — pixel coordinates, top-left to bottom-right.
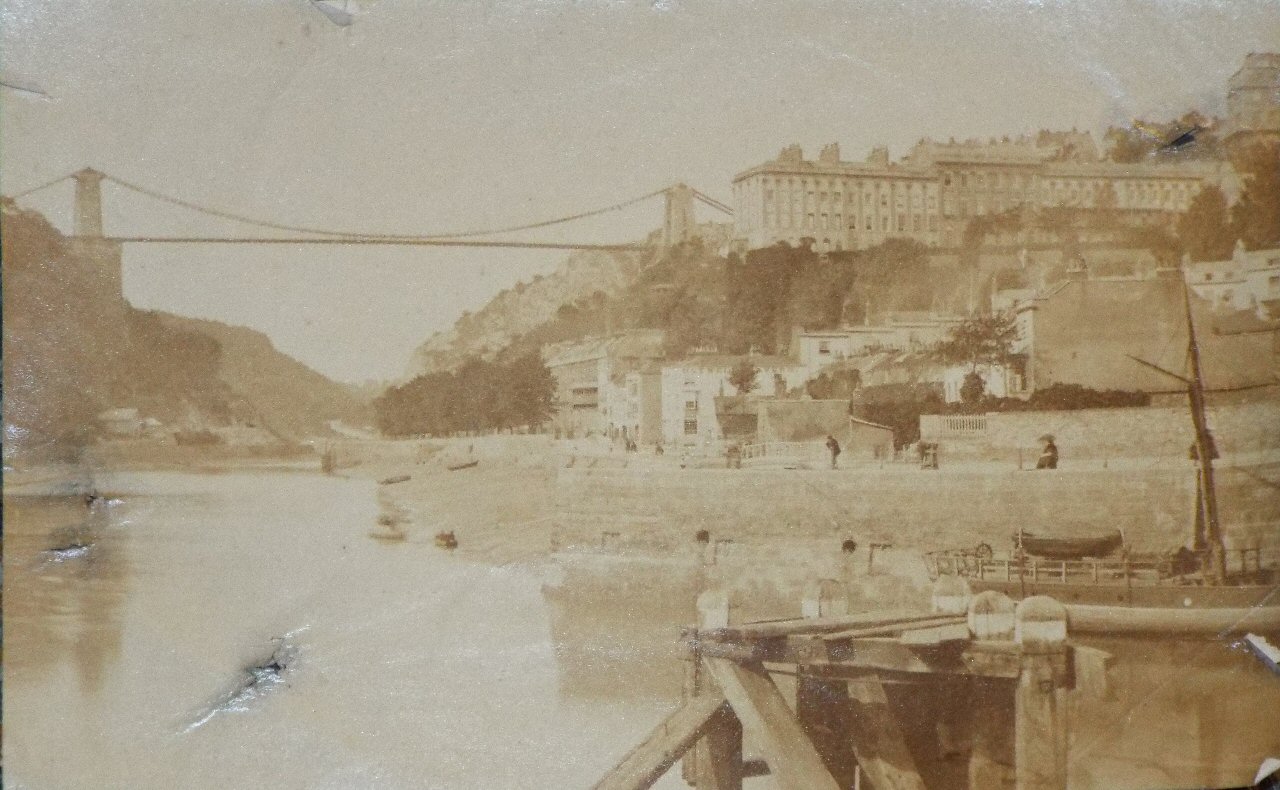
{"left": 850, "top": 415, "right": 894, "bottom": 432}
{"left": 665, "top": 354, "right": 802, "bottom": 371}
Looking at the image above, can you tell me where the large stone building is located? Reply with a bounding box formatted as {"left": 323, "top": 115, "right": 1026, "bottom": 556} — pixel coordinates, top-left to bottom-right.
{"left": 1224, "top": 52, "right": 1280, "bottom": 156}
{"left": 1014, "top": 270, "right": 1278, "bottom": 395}
{"left": 732, "top": 137, "right": 1224, "bottom": 252}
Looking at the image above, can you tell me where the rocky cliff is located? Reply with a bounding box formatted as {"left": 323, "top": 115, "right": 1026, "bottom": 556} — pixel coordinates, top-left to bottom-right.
{"left": 1, "top": 199, "right": 367, "bottom": 458}
{"left": 405, "top": 248, "right": 649, "bottom": 377}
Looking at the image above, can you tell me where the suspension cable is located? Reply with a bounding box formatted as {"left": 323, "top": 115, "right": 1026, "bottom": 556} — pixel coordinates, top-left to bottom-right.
{"left": 693, "top": 190, "right": 733, "bottom": 215}
{"left": 103, "top": 173, "right": 670, "bottom": 240}
{"left": 9, "top": 173, "right": 72, "bottom": 200}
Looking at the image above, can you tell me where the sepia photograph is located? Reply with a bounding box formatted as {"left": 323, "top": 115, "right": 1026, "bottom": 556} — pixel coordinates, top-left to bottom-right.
{"left": 2, "top": 2, "right": 1279, "bottom": 788}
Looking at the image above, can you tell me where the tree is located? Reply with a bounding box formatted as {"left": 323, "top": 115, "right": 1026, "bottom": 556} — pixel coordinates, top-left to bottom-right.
{"left": 729, "top": 359, "right": 760, "bottom": 395}
{"left": 1178, "top": 185, "right": 1236, "bottom": 262}
{"left": 959, "top": 371, "right": 986, "bottom": 405}
{"left": 935, "top": 311, "right": 1020, "bottom": 372}
{"left": 1232, "top": 142, "right": 1280, "bottom": 251}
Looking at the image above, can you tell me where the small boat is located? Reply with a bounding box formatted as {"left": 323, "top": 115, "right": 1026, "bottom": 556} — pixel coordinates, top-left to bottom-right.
{"left": 446, "top": 460, "right": 478, "bottom": 471}
{"left": 379, "top": 474, "right": 411, "bottom": 485}
{"left": 435, "top": 530, "right": 458, "bottom": 549}
{"left": 1017, "top": 528, "right": 1124, "bottom": 560}
{"left": 369, "top": 526, "right": 407, "bottom": 542}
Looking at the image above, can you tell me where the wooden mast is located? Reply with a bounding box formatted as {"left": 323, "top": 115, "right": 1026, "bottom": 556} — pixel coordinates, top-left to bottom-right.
{"left": 1182, "top": 279, "right": 1226, "bottom": 584}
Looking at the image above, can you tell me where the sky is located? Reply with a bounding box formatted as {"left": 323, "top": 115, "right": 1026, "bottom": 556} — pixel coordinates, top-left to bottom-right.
{"left": 3, "top": 0, "right": 1277, "bottom": 383}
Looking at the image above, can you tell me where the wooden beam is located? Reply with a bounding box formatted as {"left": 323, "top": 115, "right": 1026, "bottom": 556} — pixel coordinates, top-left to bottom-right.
{"left": 696, "top": 706, "right": 744, "bottom": 790}
{"left": 845, "top": 676, "right": 929, "bottom": 790}
{"left": 705, "top": 610, "right": 958, "bottom": 641}
{"left": 704, "top": 659, "right": 841, "bottom": 790}
{"left": 593, "top": 693, "right": 728, "bottom": 790}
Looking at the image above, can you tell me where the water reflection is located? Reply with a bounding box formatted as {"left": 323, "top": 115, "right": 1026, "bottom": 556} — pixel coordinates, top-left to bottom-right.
{"left": 5, "top": 492, "right": 130, "bottom": 694}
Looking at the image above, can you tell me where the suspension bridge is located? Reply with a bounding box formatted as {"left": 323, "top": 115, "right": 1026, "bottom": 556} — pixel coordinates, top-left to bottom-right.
{"left": 9, "top": 167, "right": 733, "bottom": 253}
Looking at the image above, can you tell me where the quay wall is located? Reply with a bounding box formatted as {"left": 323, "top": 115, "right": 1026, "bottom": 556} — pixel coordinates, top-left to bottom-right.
{"left": 920, "top": 398, "right": 1280, "bottom": 462}
{"left": 554, "top": 464, "right": 1280, "bottom": 555}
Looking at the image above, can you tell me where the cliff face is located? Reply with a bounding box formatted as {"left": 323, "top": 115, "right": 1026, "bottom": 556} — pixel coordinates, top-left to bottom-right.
{"left": 405, "top": 248, "right": 648, "bottom": 377}
{"left": 1, "top": 199, "right": 367, "bottom": 458}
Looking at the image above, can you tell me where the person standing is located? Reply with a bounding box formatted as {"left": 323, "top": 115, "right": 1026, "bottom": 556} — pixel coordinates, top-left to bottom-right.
{"left": 826, "top": 434, "right": 841, "bottom": 469}
{"left": 1036, "top": 435, "right": 1058, "bottom": 469}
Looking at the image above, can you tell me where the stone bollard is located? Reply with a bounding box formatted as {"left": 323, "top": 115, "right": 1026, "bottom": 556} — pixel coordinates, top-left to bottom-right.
{"left": 1014, "top": 596, "right": 1069, "bottom": 790}
{"left": 967, "top": 589, "right": 1016, "bottom": 640}
{"left": 932, "top": 575, "right": 973, "bottom": 615}
{"left": 687, "top": 589, "right": 743, "bottom": 790}
{"left": 1015, "top": 595, "right": 1068, "bottom": 650}
{"left": 801, "top": 578, "right": 850, "bottom": 620}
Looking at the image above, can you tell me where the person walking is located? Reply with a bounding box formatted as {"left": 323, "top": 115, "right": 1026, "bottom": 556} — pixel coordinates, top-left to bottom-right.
{"left": 826, "top": 434, "right": 841, "bottom": 469}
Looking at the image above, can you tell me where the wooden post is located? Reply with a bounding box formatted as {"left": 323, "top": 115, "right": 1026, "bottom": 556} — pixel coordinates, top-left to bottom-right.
{"left": 1014, "top": 596, "right": 1069, "bottom": 790}
{"left": 844, "top": 676, "right": 928, "bottom": 790}
{"left": 689, "top": 590, "right": 744, "bottom": 790}
{"left": 796, "top": 581, "right": 860, "bottom": 787}
{"left": 968, "top": 591, "right": 1017, "bottom": 789}
{"left": 706, "top": 658, "right": 841, "bottom": 790}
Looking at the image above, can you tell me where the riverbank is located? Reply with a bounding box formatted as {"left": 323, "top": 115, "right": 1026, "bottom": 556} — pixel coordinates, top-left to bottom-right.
{"left": 351, "top": 436, "right": 1280, "bottom": 569}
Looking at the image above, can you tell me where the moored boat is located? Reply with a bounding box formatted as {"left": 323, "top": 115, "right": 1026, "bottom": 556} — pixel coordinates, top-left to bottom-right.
{"left": 1018, "top": 528, "right": 1124, "bottom": 560}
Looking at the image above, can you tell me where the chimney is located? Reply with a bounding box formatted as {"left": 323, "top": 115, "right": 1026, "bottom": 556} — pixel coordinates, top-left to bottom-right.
{"left": 818, "top": 143, "right": 841, "bottom": 164}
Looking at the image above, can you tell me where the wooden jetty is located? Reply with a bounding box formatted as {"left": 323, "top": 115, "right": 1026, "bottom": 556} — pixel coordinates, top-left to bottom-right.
{"left": 594, "top": 580, "right": 1106, "bottom": 790}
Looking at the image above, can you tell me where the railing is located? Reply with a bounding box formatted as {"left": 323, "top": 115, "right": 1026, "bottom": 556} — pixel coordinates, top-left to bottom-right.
{"left": 926, "top": 545, "right": 1279, "bottom": 585}
{"left": 738, "top": 441, "right": 827, "bottom": 465}
{"left": 939, "top": 414, "right": 988, "bottom": 433}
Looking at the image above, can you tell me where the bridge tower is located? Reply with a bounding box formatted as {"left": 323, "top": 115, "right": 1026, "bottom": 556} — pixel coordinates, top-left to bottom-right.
{"left": 663, "top": 183, "right": 696, "bottom": 248}
{"left": 73, "top": 167, "right": 106, "bottom": 237}
{"left": 69, "top": 167, "right": 125, "bottom": 304}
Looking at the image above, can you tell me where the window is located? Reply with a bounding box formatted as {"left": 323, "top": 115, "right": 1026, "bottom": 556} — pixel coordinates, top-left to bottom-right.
{"left": 684, "top": 398, "right": 698, "bottom": 412}
{"left": 683, "top": 418, "right": 698, "bottom": 435}
{"left": 818, "top": 341, "right": 831, "bottom": 355}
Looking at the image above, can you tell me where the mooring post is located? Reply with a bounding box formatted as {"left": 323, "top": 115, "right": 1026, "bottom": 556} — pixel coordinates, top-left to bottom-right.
{"left": 968, "top": 590, "right": 1018, "bottom": 789}
{"left": 1014, "top": 596, "right": 1069, "bottom": 790}
{"left": 687, "top": 590, "right": 744, "bottom": 790}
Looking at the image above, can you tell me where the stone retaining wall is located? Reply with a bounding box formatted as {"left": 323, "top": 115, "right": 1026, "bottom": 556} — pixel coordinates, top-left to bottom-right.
{"left": 920, "top": 398, "right": 1280, "bottom": 462}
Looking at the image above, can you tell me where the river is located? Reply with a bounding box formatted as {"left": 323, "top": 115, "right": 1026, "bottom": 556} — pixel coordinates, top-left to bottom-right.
{"left": 3, "top": 469, "right": 684, "bottom": 789}
{"left": 6, "top": 467, "right": 1279, "bottom": 789}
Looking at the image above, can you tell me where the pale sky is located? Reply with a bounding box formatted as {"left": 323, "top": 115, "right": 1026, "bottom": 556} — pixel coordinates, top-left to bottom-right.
{"left": 3, "top": 0, "right": 1276, "bottom": 383}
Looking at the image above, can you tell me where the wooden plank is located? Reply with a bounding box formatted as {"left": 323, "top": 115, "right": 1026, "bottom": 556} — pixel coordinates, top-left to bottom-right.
{"left": 822, "top": 615, "right": 966, "bottom": 641}
{"left": 704, "top": 659, "right": 841, "bottom": 790}
{"left": 845, "top": 676, "right": 929, "bottom": 790}
{"left": 593, "top": 693, "right": 728, "bottom": 790}
{"left": 709, "top": 610, "right": 957, "bottom": 641}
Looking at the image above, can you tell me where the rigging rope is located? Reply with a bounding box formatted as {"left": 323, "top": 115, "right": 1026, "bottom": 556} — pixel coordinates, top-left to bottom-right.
{"left": 103, "top": 173, "right": 670, "bottom": 240}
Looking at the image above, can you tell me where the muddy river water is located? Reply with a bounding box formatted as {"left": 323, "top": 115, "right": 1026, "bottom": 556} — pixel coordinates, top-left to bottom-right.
{"left": 4, "top": 467, "right": 1278, "bottom": 789}
{"left": 3, "top": 469, "right": 682, "bottom": 789}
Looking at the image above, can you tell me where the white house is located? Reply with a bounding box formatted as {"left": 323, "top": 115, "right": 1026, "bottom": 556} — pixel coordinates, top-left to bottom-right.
{"left": 660, "top": 354, "right": 808, "bottom": 447}
{"left": 793, "top": 314, "right": 963, "bottom": 375}
{"left": 1184, "top": 243, "right": 1280, "bottom": 315}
